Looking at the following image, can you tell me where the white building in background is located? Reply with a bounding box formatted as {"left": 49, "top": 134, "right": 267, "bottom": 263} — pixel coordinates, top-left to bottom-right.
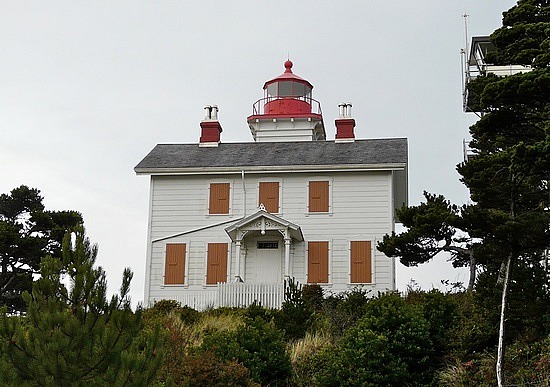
{"left": 135, "top": 61, "right": 408, "bottom": 309}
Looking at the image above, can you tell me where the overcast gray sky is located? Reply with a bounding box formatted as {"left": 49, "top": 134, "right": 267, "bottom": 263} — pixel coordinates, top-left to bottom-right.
{"left": 1, "top": 1, "right": 518, "bottom": 304}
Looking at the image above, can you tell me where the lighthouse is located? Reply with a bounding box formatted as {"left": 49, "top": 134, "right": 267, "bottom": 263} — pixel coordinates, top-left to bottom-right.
{"left": 247, "top": 60, "right": 326, "bottom": 142}
{"left": 136, "top": 60, "right": 408, "bottom": 309}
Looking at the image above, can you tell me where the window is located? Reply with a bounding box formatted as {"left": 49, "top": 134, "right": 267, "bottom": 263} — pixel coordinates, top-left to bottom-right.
{"left": 308, "top": 241, "right": 329, "bottom": 284}
{"left": 258, "top": 241, "right": 279, "bottom": 249}
{"left": 209, "top": 183, "right": 230, "bottom": 214}
{"left": 308, "top": 181, "right": 329, "bottom": 213}
{"left": 164, "top": 243, "right": 186, "bottom": 285}
{"left": 278, "top": 81, "right": 292, "bottom": 97}
{"left": 206, "top": 243, "right": 228, "bottom": 284}
{"left": 350, "top": 241, "right": 372, "bottom": 283}
{"left": 259, "top": 182, "right": 279, "bottom": 213}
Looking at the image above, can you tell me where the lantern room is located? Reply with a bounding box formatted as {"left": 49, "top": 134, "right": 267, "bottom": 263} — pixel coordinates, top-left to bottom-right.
{"left": 247, "top": 60, "right": 325, "bottom": 142}
{"left": 263, "top": 60, "right": 313, "bottom": 115}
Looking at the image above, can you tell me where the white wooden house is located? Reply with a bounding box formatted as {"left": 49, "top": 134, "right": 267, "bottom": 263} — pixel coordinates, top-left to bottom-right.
{"left": 135, "top": 61, "right": 408, "bottom": 309}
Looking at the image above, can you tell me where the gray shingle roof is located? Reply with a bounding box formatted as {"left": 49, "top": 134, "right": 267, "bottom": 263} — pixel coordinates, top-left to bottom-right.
{"left": 134, "top": 138, "right": 407, "bottom": 173}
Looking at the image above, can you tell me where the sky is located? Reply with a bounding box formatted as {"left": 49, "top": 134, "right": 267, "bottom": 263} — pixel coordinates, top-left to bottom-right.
{"left": 1, "top": 0, "right": 518, "bottom": 305}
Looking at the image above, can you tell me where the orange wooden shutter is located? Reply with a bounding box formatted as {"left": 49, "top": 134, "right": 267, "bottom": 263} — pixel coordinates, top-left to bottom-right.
{"left": 165, "top": 243, "right": 186, "bottom": 285}
{"left": 259, "top": 182, "right": 279, "bottom": 213}
{"left": 350, "top": 241, "right": 372, "bottom": 283}
{"left": 209, "top": 183, "right": 230, "bottom": 214}
{"left": 206, "top": 243, "right": 228, "bottom": 284}
{"left": 308, "top": 241, "right": 329, "bottom": 283}
{"left": 309, "top": 181, "right": 329, "bottom": 212}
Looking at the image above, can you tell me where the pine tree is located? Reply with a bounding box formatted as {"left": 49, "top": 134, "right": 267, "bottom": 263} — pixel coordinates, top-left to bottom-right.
{"left": 0, "top": 185, "right": 82, "bottom": 314}
{"left": 377, "top": 192, "right": 477, "bottom": 291}
{"left": 458, "top": 1, "right": 549, "bottom": 384}
{"left": 378, "top": 1, "right": 549, "bottom": 384}
{"left": 0, "top": 226, "right": 161, "bottom": 386}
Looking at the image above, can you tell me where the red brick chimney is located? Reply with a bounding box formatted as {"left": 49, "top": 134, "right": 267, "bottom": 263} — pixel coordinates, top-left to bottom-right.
{"left": 335, "top": 103, "right": 355, "bottom": 142}
{"left": 199, "top": 105, "right": 222, "bottom": 147}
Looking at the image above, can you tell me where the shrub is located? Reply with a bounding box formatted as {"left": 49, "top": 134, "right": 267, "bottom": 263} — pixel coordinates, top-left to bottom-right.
{"left": 437, "top": 357, "right": 495, "bottom": 387}
{"left": 446, "top": 291, "right": 496, "bottom": 358}
{"left": 200, "top": 317, "right": 291, "bottom": 386}
{"left": 151, "top": 308, "right": 244, "bottom": 385}
{"left": 406, "top": 289, "right": 459, "bottom": 368}
{"left": 142, "top": 299, "right": 181, "bottom": 325}
{"left": 274, "top": 278, "right": 313, "bottom": 340}
{"left": 302, "top": 284, "right": 324, "bottom": 311}
{"left": 289, "top": 331, "right": 334, "bottom": 386}
{"left": 311, "top": 292, "right": 434, "bottom": 386}
{"left": 243, "top": 301, "right": 276, "bottom": 323}
{"left": 181, "top": 351, "right": 258, "bottom": 387}
{"left": 319, "top": 287, "right": 371, "bottom": 338}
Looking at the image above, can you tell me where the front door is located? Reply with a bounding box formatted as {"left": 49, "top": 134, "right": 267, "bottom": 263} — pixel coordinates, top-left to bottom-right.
{"left": 254, "top": 240, "right": 282, "bottom": 283}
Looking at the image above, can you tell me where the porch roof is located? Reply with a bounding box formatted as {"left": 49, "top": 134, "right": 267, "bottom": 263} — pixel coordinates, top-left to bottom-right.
{"left": 225, "top": 209, "right": 304, "bottom": 242}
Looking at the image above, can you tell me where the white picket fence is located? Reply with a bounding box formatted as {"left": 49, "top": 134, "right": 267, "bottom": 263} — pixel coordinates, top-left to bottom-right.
{"left": 217, "top": 282, "right": 284, "bottom": 309}
{"left": 153, "top": 283, "right": 284, "bottom": 311}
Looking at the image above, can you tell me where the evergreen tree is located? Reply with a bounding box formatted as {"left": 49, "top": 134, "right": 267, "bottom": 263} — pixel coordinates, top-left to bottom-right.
{"left": 0, "top": 226, "right": 161, "bottom": 386}
{"left": 0, "top": 185, "right": 82, "bottom": 314}
{"left": 378, "top": 1, "right": 548, "bottom": 384}
{"left": 377, "top": 192, "right": 478, "bottom": 290}
{"left": 458, "top": 1, "right": 549, "bottom": 384}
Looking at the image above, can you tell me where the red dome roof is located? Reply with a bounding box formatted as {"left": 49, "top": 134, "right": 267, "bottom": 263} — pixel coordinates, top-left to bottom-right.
{"left": 263, "top": 60, "right": 313, "bottom": 90}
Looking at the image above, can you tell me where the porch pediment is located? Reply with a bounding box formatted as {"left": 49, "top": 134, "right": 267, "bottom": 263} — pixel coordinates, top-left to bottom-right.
{"left": 225, "top": 208, "right": 304, "bottom": 242}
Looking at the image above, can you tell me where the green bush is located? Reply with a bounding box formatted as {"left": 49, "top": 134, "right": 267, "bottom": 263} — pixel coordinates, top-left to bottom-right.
{"left": 291, "top": 343, "right": 343, "bottom": 387}
{"left": 406, "top": 289, "right": 459, "bottom": 367}
{"left": 310, "top": 292, "right": 434, "bottom": 386}
{"left": 319, "top": 287, "right": 371, "bottom": 338}
{"left": 243, "top": 301, "right": 276, "bottom": 323}
{"left": 302, "top": 284, "right": 324, "bottom": 311}
{"left": 200, "top": 317, "right": 291, "bottom": 386}
{"left": 289, "top": 331, "right": 334, "bottom": 386}
{"left": 181, "top": 351, "right": 258, "bottom": 386}
{"left": 446, "top": 291, "right": 496, "bottom": 359}
{"left": 274, "top": 278, "right": 313, "bottom": 340}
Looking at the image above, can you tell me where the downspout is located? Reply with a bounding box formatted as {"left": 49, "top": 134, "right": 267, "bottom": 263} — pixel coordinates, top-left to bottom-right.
{"left": 235, "top": 170, "right": 246, "bottom": 282}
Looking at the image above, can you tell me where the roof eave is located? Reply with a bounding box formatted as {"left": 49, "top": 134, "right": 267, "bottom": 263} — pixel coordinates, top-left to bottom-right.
{"left": 134, "top": 163, "right": 407, "bottom": 176}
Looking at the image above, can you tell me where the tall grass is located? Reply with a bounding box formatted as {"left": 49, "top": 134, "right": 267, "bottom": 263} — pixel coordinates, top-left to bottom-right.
{"left": 167, "top": 309, "right": 245, "bottom": 349}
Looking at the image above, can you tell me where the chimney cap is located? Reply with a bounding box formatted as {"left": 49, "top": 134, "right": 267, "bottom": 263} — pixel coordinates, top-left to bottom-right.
{"left": 203, "top": 104, "right": 219, "bottom": 121}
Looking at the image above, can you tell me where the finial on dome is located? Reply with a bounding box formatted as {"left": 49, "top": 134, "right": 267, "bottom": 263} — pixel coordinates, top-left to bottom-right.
{"left": 284, "top": 59, "right": 293, "bottom": 73}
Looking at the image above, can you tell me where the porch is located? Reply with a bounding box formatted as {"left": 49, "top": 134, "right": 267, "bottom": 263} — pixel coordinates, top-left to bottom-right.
{"left": 152, "top": 282, "right": 285, "bottom": 311}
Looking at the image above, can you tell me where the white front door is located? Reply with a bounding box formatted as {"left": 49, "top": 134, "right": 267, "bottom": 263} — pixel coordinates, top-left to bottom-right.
{"left": 254, "top": 240, "right": 282, "bottom": 283}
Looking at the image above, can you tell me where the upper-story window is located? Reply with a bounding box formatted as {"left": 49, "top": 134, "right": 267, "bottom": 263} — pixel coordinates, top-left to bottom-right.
{"left": 209, "top": 182, "right": 230, "bottom": 214}
{"left": 259, "top": 182, "right": 279, "bottom": 213}
{"left": 308, "top": 180, "right": 329, "bottom": 213}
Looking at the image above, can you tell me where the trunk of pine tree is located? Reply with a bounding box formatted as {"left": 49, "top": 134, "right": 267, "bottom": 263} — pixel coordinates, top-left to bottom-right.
{"left": 467, "top": 252, "right": 476, "bottom": 292}
{"left": 497, "top": 175, "right": 517, "bottom": 387}
{"left": 496, "top": 251, "right": 512, "bottom": 387}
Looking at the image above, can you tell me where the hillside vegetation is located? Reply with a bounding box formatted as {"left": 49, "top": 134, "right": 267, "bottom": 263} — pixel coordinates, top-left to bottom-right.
{"left": 141, "top": 281, "right": 550, "bottom": 386}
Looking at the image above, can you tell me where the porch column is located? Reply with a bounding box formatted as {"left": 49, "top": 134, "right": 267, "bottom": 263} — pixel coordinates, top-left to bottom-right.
{"left": 284, "top": 233, "right": 291, "bottom": 278}
{"left": 235, "top": 239, "right": 242, "bottom": 282}
{"left": 234, "top": 229, "right": 244, "bottom": 282}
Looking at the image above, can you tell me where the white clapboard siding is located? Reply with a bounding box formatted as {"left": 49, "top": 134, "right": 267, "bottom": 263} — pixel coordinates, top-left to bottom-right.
{"left": 145, "top": 170, "right": 398, "bottom": 306}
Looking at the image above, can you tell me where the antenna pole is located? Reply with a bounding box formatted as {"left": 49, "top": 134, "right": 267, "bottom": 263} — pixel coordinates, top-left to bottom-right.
{"left": 463, "top": 13, "right": 469, "bottom": 59}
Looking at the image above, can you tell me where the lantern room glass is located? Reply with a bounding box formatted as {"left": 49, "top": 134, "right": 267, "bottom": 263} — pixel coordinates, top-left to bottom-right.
{"left": 265, "top": 81, "right": 312, "bottom": 99}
